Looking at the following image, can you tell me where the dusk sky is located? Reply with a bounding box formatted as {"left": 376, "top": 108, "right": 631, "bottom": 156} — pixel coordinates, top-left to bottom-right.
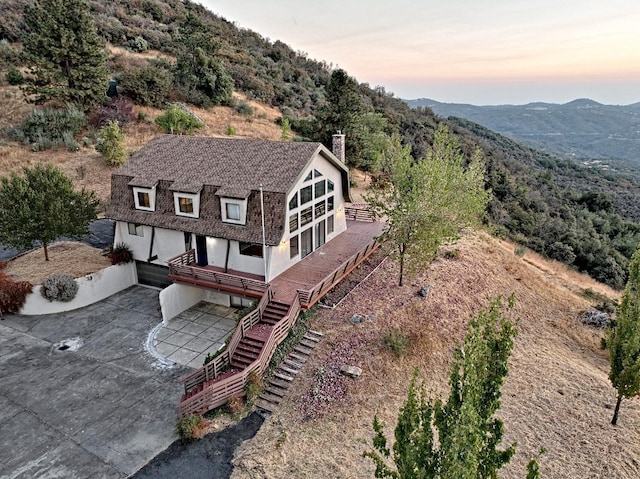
{"left": 199, "top": 0, "right": 640, "bottom": 106}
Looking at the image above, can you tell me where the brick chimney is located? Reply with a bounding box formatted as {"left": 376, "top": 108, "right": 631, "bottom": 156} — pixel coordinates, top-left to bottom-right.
{"left": 332, "top": 131, "right": 346, "bottom": 163}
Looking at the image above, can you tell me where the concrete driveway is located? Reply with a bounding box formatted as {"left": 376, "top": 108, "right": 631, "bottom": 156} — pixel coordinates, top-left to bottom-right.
{"left": 0, "top": 286, "right": 190, "bottom": 478}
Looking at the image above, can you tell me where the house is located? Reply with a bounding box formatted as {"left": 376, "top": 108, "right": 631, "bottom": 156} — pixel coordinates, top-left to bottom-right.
{"left": 108, "top": 133, "right": 353, "bottom": 301}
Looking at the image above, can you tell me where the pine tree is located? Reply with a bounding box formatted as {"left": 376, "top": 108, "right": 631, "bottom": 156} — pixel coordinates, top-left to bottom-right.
{"left": 607, "top": 246, "right": 640, "bottom": 426}
{"left": 364, "top": 296, "right": 541, "bottom": 478}
{"left": 21, "top": 0, "right": 108, "bottom": 108}
{"left": 0, "top": 165, "right": 99, "bottom": 261}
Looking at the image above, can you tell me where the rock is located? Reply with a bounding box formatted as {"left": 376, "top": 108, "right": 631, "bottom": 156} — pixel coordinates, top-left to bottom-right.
{"left": 340, "top": 365, "right": 362, "bottom": 378}
{"left": 579, "top": 309, "right": 611, "bottom": 328}
{"left": 349, "top": 314, "right": 365, "bottom": 324}
{"left": 418, "top": 286, "right": 430, "bottom": 298}
{"left": 367, "top": 314, "right": 376, "bottom": 322}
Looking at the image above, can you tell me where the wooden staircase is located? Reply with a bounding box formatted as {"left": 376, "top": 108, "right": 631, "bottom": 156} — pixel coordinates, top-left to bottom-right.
{"left": 231, "top": 335, "right": 265, "bottom": 368}
{"left": 260, "top": 301, "right": 290, "bottom": 325}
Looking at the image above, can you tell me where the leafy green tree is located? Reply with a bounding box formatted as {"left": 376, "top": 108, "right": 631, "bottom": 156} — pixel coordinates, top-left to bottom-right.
{"left": 607, "top": 245, "right": 640, "bottom": 425}
{"left": 0, "top": 165, "right": 99, "bottom": 261}
{"left": 366, "top": 125, "right": 490, "bottom": 286}
{"left": 21, "top": 0, "right": 108, "bottom": 108}
{"left": 173, "top": 13, "right": 233, "bottom": 107}
{"left": 95, "top": 121, "right": 126, "bottom": 166}
{"left": 155, "top": 105, "right": 203, "bottom": 135}
{"left": 364, "top": 296, "right": 541, "bottom": 478}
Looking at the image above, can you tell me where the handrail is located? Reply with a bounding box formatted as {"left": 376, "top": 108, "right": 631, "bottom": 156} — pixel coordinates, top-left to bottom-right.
{"left": 344, "top": 205, "right": 374, "bottom": 222}
{"left": 178, "top": 295, "right": 302, "bottom": 417}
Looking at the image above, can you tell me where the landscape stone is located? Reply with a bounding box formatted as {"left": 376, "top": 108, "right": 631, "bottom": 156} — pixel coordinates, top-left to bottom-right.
{"left": 340, "top": 365, "right": 362, "bottom": 378}
{"left": 349, "top": 314, "right": 365, "bottom": 324}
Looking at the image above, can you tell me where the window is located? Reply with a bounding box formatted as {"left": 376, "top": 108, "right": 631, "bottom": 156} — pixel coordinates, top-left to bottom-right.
{"left": 300, "top": 206, "right": 313, "bottom": 226}
{"left": 133, "top": 186, "right": 156, "bottom": 211}
{"left": 221, "top": 198, "right": 247, "bottom": 224}
{"left": 128, "top": 223, "right": 144, "bottom": 236}
{"left": 304, "top": 171, "right": 313, "bottom": 182}
{"left": 315, "top": 221, "right": 325, "bottom": 248}
{"left": 327, "top": 195, "right": 334, "bottom": 212}
{"left": 300, "top": 185, "right": 312, "bottom": 205}
{"left": 289, "top": 193, "right": 298, "bottom": 210}
{"left": 239, "top": 242, "right": 263, "bottom": 257}
{"left": 314, "top": 169, "right": 323, "bottom": 178}
{"left": 290, "top": 235, "right": 299, "bottom": 259}
{"left": 289, "top": 213, "right": 298, "bottom": 232}
{"left": 184, "top": 232, "right": 192, "bottom": 251}
{"left": 226, "top": 203, "right": 240, "bottom": 220}
{"left": 314, "top": 180, "right": 325, "bottom": 198}
{"left": 179, "top": 197, "right": 194, "bottom": 214}
{"left": 314, "top": 201, "right": 325, "bottom": 218}
{"left": 327, "top": 215, "right": 334, "bottom": 234}
{"left": 327, "top": 180, "right": 334, "bottom": 192}
{"left": 300, "top": 228, "right": 313, "bottom": 258}
{"left": 174, "top": 192, "right": 200, "bottom": 218}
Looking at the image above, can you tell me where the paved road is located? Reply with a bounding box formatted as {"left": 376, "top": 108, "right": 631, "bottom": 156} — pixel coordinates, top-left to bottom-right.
{"left": 0, "top": 287, "right": 189, "bottom": 478}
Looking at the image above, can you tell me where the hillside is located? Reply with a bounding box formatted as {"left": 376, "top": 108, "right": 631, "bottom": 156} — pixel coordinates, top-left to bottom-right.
{"left": 407, "top": 97, "right": 640, "bottom": 163}
{"left": 230, "top": 232, "right": 639, "bottom": 479}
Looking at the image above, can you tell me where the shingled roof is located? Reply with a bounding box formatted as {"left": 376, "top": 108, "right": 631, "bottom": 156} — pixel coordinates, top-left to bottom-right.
{"left": 107, "top": 135, "right": 349, "bottom": 245}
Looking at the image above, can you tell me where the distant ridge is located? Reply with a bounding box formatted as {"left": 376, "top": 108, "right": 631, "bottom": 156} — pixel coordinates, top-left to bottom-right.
{"left": 405, "top": 98, "right": 640, "bottom": 161}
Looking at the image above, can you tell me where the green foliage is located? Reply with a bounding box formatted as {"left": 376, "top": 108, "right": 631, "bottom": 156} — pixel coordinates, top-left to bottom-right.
{"left": 172, "top": 13, "right": 233, "bottom": 107}
{"left": 41, "top": 274, "right": 78, "bottom": 302}
{"left": 21, "top": 0, "right": 108, "bottom": 108}
{"left": 0, "top": 164, "right": 99, "bottom": 261}
{"left": 118, "top": 62, "right": 173, "bottom": 107}
{"left": 364, "top": 296, "right": 524, "bottom": 478}
{"left": 155, "top": 104, "right": 203, "bottom": 135}
{"left": 95, "top": 121, "right": 126, "bottom": 166}
{"left": 607, "top": 245, "right": 640, "bottom": 425}
{"left": 123, "top": 35, "right": 149, "bottom": 53}
{"left": 175, "top": 414, "right": 204, "bottom": 440}
{"left": 280, "top": 117, "right": 292, "bottom": 140}
{"left": 233, "top": 100, "right": 253, "bottom": 116}
{"left": 382, "top": 328, "right": 410, "bottom": 357}
{"left": 366, "top": 125, "right": 490, "bottom": 286}
{"left": 226, "top": 124, "right": 236, "bottom": 136}
{"left": 5, "top": 66, "right": 23, "bottom": 85}
{"left": 514, "top": 245, "right": 527, "bottom": 257}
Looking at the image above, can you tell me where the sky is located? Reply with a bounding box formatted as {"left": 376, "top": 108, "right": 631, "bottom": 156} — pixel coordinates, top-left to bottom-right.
{"left": 198, "top": 0, "right": 640, "bottom": 106}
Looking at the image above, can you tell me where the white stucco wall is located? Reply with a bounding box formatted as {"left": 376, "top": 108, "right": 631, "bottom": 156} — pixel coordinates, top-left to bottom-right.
{"left": 20, "top": 262, "right": 137, "bottom": 315}
{"left": 159, "top": 283, "right": 204, "bottom": 322}
{"left": 115, "top": 222, "right": 186, "bottom": 266}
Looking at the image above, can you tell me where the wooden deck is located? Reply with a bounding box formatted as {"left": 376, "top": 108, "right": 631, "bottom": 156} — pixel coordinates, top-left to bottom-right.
{"left": 270, "top": 219, "right": 386, "bottom": 305}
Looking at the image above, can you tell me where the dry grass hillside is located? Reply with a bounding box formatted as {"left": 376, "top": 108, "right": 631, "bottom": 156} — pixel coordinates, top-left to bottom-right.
{"left": 231, "top": 232, "right": 639, "bottom": 479}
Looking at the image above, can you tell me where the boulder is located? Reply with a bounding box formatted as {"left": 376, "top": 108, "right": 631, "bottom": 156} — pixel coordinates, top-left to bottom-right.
{"left": 340, "top": 365, "right": 362, "bottom": 378}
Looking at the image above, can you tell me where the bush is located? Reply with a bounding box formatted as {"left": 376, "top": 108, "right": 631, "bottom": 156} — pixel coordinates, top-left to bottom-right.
{"left": 227, "top": 394, "right": 245, "bottom": 415}
{"left": 382, "top": 328, "right": 410, "bottom": 357}
{"left": 443, "top": 249, "right": 461, "bottom": 259}
{"left": 118, "top": 63, "right": 173, "bottom": 107}
{"left": 5, "top": 66, "right": 23, "bottom": 85}
{"left": 155, "top": 104, "right": 203, "bottom": 135}
{"left": 8, "top": 105, "right": 87, "bottom": 151}
{"left": 108, "top": 242, "right": 133, "bottom": 264}
{"left": 41, "top": 274, "right": 78, "bottom": 302}
{"left": 123, "top": 36, "right": 149, "bottom": 53}
{"left": 245, "top": 371, "right": 263, "bottom": 403}
{"left": 233, "top": 100, "right": 254, "bottom": 116}
{"left": 90, "top": 97, "right": 135, "bottom": 128}
{"left": 226, "top": 124, "right": 236, "bottom": 136}
{"left": 0, "top": 272, "right": 33, "bottom": 316}
{"left": 95, "top": 121, "right": 127, "bottom": 166}
{"left": 514, "top": 245, "right": 527, "bottom": 257}
{"left": 175, "top": 414, "right": 204, "bottom": 440}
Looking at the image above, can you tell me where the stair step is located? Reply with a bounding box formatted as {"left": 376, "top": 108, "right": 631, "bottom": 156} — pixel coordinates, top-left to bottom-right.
{"left": 265, "top": 386, "right": 286, "bottom": 398}
{"left": 303, "top": 333, "right": 321, "bottom": 343}
{"left": 288, "top": 352, "right": 307, "bottom": 362}
{"left": 278, "top": 365, "right": 299, "bottom": 375}
{"left": 268, "top": 301, "right": 290, "bottom": 311}
{"left": 255, "top": 399, "right": 275, "bottom": 413}
{"left": 231, "top": 357, "right": 253, "bottom": 368}
{"left": 283, "top": 358, "right": 303, "bottom": 369}
{"left": 233, "top": 350, "right": 259, "bottom": 361}
{"left": 274, "top": 372, "right": 294, "bottom": 382}
{"left": 239, "top": 337, "right": 265, "bottom": 347}
{"left": 307, "top": 329, "right": 324, "bottom": 337}
{"left": 236, "top": 343, "right": 262, "bottom": 355}
{"left": 269, "top": 378, "right": 291, "bottom": 390}
{"left": 299, "top": 339, "right": 317, "bottom": 349}
{"left": 258, "top": 391, "right": 282, "bottom": 404}
{"left": 294, "top": 345, "right": 313, "bottom": 355}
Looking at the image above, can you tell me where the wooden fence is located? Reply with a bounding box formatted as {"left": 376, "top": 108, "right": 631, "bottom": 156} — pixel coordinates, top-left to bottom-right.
{"left": 178, "top": 296, "right": 302, "bottom": 417}
{"left": 344, "top": 205, "right": 374, "bottom": 222}
{"left": 167, "top": 250, "right": 268, "bottom": 296}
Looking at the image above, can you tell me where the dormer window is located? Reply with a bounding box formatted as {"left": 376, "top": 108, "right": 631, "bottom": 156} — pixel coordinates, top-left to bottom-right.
{"left": 221, "top": 197, "right": 247, "bottom": 225}
{"left": 133, "top": 186, "right": 156, "bottom": 211}
{"left": 174, "top": 191, "right": 200, "bottom": 218}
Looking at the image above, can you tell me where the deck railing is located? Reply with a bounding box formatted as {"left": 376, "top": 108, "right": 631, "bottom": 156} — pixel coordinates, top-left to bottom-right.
{"left": 297, "top": 240, "right": 378, "bottom": 308}
{"left": 180, "top": 287, "right": 274, "bottom": 393}
{"left": 167, "top": 249, "right": 268, "bottom": 295}
{"left": 178, "top": 296, "right": 302, "bottom": 417}
{"left": 344, "top": 205, "right": 374, "bottom": 222}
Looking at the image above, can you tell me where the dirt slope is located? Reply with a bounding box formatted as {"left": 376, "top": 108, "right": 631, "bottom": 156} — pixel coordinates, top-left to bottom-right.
{"left": 231, "top": 232, "right": 639, "bottom": 479}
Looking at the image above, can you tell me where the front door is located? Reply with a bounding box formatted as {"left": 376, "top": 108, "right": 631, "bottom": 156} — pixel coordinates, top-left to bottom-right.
{"left": 195, "top": 235, "right": 208, "bottom": 266}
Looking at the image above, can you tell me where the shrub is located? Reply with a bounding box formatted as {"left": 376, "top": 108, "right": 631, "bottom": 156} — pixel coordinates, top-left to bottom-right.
{"left": 118, "top": 63, "right": 173, "bottom": 107}
{"left": 514, "top": 245, "right": 527, "bottom": 257}
{"left": 5, "top": 66, "right": 23, "bottom": 85}
{"left": 443, "top": 249, "right": 461, "bottom": 259}
{"left": 123, "top": 36, "right": 149, "bottom": 53}
{"left": 225, "top": 124, "right": 236, "bottom": 136}
{"left": 8, "top": 105, "right": 87, "bottom": 151}
{"left": 0, "top": 272, "right": 33, "bottom": 316}
{"left": 155, "top": 104, "right": 203, "bottom": 135}
{"left": 95, "top": 121, "right": 127, "bottom": 166}
{"left": 245, "top": 371, "right": 263, "bottom": 403}
{"left": 108, "top": 242, "right": 133, "bottom": 265}
{"left": 227, "top": 394, "right": 245, "bottom": 415}
{"left": 90, "top": 97, "right": 135, "bottom": 128}
{"left": 175, "top": 414, "right": 204, "bottom": 440}
{"left": 41, "top": 274, "right": 78, "bottom": 302}
{"left": 233, "top": 100, "right": 254, "bottom": 116}
{"left": 382, "top": 328, "right": 410, "bottom": 357}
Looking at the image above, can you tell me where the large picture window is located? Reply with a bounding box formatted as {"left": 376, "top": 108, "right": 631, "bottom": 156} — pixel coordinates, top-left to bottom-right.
{"left": 290, "top": 235, "right": 299, "bottom": 259}
{"left": 300, "top": 206, "right": 313, "bottom": 226}
{"left": 239, "top": 242, "right": 263, "bottom": 258}
{"left": 300, "top": 185, "right": 313, "bottom": 205}
{"left": 289, "top": 213, "right": 298, "bottom": 232}
{"left": 314, "top": 180, "right": 325, "bottom": 198}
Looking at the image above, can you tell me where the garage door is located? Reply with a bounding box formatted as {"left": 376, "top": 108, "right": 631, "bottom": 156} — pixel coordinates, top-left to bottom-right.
{"left": 135, "top": 261, "right": 172, "bottom": 289}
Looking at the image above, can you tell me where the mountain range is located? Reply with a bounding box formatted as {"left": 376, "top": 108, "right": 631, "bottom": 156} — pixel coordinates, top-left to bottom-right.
{"left": 406, "top": 98, "right": 640, "bottom": 163}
